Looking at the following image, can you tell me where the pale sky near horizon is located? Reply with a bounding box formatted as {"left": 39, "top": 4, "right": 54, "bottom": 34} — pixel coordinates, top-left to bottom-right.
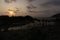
{"left": 0, "top": 0, "right": 60, "bottom": 17}
{"left": 0, "top": 0, "right": 28, "bottom": 16}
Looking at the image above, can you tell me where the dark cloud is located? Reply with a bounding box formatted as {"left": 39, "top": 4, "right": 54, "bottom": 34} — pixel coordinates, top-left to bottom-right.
{"left": 27, "top": 0, "right": 35, "bottom": 2}
{"left": 27, "top": 0, "right": 37, "bottom": 14}
{"left": 27, "top": 0, "right": 60, "bottom": 17}
{"left": 27, "top": 4, "right": 37, "bottom": 9}
{"left": 4, "top": 0, "right": 16, "bottom": 3}
{"left": 36, "top": 0, "right": 60, "bottom": 17}
{"left": 28, "top": 10, "right": 41, "bottom": 13}
{"left": 27, "top": 4, "right": 37, "bottom": 13}
{"left": 41, "top": 0, "right": 60, "bottom": 7}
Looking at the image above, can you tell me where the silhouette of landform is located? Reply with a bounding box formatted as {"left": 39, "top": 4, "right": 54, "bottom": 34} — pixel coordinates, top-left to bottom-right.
{"left": 0, "top": 13, "right": 60, "bottom": 40}
{"left": 0, "top": 15, "right": 40, "bottom": 31}
{"left": 52, "top": 13, "right": 60, "bottom": 18}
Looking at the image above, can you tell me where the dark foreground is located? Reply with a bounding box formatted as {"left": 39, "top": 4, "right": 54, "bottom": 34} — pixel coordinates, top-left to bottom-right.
{"left": 0, "top": 15, "right": 60, "bottom": 40}
{"left": 0, "top": 25, "right": 60, "bottom": 40}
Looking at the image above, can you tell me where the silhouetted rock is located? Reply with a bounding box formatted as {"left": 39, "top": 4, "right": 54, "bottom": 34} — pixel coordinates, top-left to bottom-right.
{"left": 51, "top": 13, "right": 60, "bottom": 22}
{"left": 0, "top": 15, "right": 39, "bottom": 31}
{"left": 52, "top": 13, "right": 60, "bottom": 18}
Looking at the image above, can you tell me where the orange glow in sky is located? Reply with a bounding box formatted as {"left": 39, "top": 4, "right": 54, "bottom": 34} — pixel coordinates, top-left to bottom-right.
{"left": 8, "top": 9, "right": 15, "bottom": 17}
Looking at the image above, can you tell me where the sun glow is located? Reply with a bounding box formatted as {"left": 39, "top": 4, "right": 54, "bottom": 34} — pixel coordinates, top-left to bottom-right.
{"left": 8, "top": 9, "right": 15, "bottom": 17}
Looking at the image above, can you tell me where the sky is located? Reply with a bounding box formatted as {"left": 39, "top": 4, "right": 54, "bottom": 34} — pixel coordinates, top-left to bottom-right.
{"left": 0, "top": 0, "right": 60, "bottom": 17}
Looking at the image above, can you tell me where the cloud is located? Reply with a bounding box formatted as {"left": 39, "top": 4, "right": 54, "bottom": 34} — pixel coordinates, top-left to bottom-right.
{"left": 39, "top": 9, "right": 60, "bottom": 17}
{"left": 4, "top": 0, "right": 16, "bottom": 3}
{"left": 41, "top": 0, "right": 60, "bottom": 7}
{"left": 27, "top": 0, "right": 37, "bottom": 13}
{"left": 27, "top": 0, "right": 35, "bottom": 2}
{"left": 35, "top": 0, "right": 60, "bottom": 17}
{"left": 27, "top": 4, "right": 37, "bottom": 10}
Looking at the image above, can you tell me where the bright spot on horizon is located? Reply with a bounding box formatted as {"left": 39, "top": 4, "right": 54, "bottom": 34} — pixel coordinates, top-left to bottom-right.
{"left": 0, "top": 0, "right": 28, "bottom": 16}
{"left": 8, "top": 9, "right": 15, "bottom": 17}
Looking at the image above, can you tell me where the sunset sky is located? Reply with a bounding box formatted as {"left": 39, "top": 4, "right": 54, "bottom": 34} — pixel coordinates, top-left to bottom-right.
{"left": 0, "top": 0, "right": 60, "bottom": 17}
